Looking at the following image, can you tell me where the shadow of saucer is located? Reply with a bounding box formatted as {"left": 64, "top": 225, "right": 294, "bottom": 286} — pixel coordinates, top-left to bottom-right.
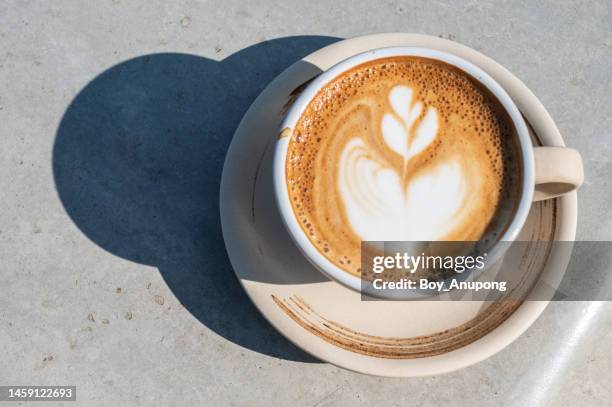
{"left": 52, "top": 36, "right": 340, "bottom": 362}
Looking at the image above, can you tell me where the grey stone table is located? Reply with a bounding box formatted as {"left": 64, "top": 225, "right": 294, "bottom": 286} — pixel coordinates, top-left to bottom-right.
{"left": 1, "top": 1, "right": 611, "bottom": 405}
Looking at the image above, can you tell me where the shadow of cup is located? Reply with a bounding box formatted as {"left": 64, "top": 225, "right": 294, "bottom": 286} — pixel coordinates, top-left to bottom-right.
{"left": 52, "top": 36, "right": 340, "bottom": 362}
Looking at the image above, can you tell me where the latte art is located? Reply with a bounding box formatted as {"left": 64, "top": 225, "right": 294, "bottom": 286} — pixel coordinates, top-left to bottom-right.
{"left": 339, "top": 85, "right": 469, "bottom": 242}
{"left": 286, "top": 57, "right": 521, "bottom": 276}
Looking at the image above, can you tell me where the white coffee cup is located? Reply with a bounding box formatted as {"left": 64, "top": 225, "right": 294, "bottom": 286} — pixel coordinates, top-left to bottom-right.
{"left": 273, "top": 47, "right": 583, "bottom": 295}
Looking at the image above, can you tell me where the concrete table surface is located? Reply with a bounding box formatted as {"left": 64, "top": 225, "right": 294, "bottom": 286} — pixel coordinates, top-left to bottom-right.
{"left": 1, "top": 1, "right": 611, "bottom": 405}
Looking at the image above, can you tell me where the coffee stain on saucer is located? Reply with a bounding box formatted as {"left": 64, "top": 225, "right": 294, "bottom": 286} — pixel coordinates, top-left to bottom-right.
{"left": 273, "top": 294, "right": 522, "bottom": 359}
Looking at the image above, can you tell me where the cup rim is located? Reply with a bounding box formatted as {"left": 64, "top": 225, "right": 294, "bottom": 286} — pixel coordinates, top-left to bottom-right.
{"left": 273, "top": 46, "right": 535, "bottom": 296}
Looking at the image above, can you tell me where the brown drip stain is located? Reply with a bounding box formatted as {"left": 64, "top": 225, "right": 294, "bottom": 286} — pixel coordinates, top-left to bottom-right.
{"left": 278, "top": 127, "right": 292, "bottom": 140}
{"left": 272, "top": 294, "right": 523, "bottom": 359}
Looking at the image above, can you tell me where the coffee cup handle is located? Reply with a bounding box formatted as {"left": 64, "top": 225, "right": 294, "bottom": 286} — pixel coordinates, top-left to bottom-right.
{"left": 533, "top": 146, "right": 584, "bottom": 201}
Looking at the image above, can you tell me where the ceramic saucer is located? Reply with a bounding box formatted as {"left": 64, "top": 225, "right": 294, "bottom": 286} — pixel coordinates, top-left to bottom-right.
{"left": 219, "top": 33, "right": 577, "bottom": 377}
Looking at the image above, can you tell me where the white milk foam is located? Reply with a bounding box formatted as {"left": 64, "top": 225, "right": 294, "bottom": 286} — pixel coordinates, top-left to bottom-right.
{"left": 338, "top": 85, "right": 467, "bottom": 241}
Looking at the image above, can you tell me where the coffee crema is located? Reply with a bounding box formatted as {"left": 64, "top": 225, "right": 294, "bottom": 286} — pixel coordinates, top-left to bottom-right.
{"left": 285, "top": 56, "right": 521, "bottom": 276}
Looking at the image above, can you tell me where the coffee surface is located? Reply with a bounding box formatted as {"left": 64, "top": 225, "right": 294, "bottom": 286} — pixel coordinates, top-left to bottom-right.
{"left": 286, "top": 56, "right": 521, "bottom": 276}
